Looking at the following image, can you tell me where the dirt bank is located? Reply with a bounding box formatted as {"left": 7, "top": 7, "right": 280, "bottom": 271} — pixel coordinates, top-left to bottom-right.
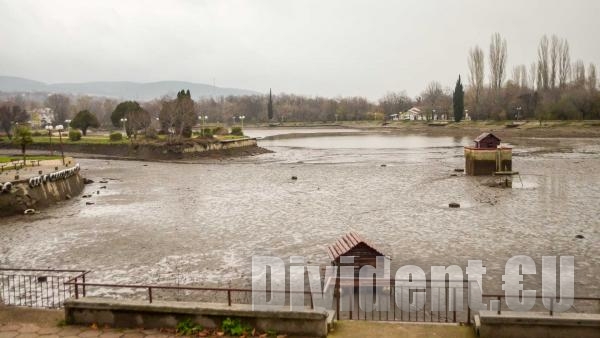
{"left": 0, "top": 138, "right": 272, "bottom": 162}
{"left": 250, "top": 120, "right": 600, "bottom": 138}
{"left": 350, "top": 120, "right": 600, "bottom": 138}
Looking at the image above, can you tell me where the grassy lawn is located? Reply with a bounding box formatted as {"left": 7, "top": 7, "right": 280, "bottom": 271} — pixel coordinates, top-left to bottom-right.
{"left": 0, "top": 133, "right": 247, "bottom": 147}
{"left": 215, "top": 134, "right": 246, "bottom": 140}
{"left": 0, "top": 155, "right": 62, "bottom": 163}
{"left": 29, "top": 135, "right": 129, "bottom": 145}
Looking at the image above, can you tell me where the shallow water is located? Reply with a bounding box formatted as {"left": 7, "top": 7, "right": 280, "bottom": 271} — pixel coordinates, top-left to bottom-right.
{"left": 244, "top": 127, "right": 363, "bottom": 138}
{"left": 0, "top": 130, "right": 598, "bottom": 298}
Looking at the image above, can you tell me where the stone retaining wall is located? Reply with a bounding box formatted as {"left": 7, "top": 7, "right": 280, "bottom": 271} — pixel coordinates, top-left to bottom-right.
{"left": 65, "top": 298, "right": 329, "bottom": 337}
{"left": 477, "top": 310, "right": 600, "bottom": 338}
{"left": 0, "top": 165, "right": 84, "bottom": 216}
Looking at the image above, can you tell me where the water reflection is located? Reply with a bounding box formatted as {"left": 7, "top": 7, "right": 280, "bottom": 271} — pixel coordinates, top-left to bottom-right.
{"left": 259, "top": 134, "right": 472, "bottom": 149}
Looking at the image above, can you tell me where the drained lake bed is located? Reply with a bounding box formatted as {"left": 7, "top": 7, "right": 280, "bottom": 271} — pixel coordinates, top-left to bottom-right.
{"left": 1, "top": 130, "right": 598, "bottom": 298}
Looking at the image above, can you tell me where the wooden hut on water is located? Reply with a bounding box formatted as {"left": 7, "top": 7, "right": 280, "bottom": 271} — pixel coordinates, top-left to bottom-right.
{"left": 464, "top": 132, "right": 512, "bottom": 175}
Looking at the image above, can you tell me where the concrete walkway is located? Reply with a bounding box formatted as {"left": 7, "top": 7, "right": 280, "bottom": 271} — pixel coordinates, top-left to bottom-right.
{"left": 0, "top": 307, "right": 174, "bottom": 338}
{"left": 329, "top": 320, "right": 476, "bottom": 338}
{"left": 0, "top": 323, "right": 177, "bottom": 338}
{"left": 0, "top": 158, "right": 75, "bottom": 182}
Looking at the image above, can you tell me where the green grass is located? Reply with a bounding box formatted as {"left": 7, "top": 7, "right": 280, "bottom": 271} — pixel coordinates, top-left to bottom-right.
{"left": 0, "top": 155, "right": 62, "bottom": 163}
{"left": 29, "top": 135, "right": 129, "bottom": 145}
{"left": 216, "top": 135, "right": 246, "bottom": 140}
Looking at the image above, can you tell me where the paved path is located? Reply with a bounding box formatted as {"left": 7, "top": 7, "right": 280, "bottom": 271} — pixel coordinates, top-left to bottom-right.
{"left": 0, "top": 158, "right": 76, "bottom": 182}
{"left": 329, "top": 320, "right": 476, "bottom": 338}
{"left": 0, "top": 307, "right": 173, "bottom": 338}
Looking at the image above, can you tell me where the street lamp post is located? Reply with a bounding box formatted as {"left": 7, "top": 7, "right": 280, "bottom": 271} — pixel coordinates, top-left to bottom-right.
{"left": 55, "top": 125, "right": 65, "bottom": 165}
{"left": 239, "top": 115, "right": 245, "bottom": 129}
{"left": 168, "top": 126, "right": 174, "bottom": 143}
{"left": 199, "top": 115, "right": 208, "bottom": 136}
{"left": 120, "top": 118, "right": 128, "bottom": 135}
{"left": 45, "top": 125, "right": 54, "bottom": 156}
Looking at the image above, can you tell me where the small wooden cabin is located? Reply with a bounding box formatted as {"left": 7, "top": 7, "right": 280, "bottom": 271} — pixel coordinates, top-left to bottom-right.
{"left": 474, "top": 132, "right": 501, "bottom": 149}
{"left": 327, "top": 232, "right": 388, "bottom": 277}
{"left": 465, "top": 132, "right": 512, "bottom": 176}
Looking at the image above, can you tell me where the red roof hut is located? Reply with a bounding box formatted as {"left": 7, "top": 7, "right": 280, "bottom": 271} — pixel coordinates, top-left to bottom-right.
{"left": 474, "top": 132, "right": 501, "bottom": 149}
{"left": 327, "top": 232, "right": 388, "bottom": 276}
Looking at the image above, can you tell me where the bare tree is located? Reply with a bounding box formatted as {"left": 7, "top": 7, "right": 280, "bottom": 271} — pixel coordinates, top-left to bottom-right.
{"left": 159, "top": 90, "right": 197, "bottom": 138}
{"left": 537, "top": 35, "right": 550, "bottom": 90}
{"left": 529, "top": 62, "right": 538, "bottom": 90}
{"left": 100, "top": 98, "right": 118, "bottom": 127}
{"left": 519, "top": 65, "right": 528, "bottom": 88}
{"left": 0, "top": 103, "right": 30, "bottom": 139}
{"left": 45, "top": 94, "right": 71, "bottom": 125}
{"left": 558, "top": 39, "right": 571, "bottom": 88}
{"left": 572, "top": 60, "right": 586, "bottom": 88}
{"left": 588, "top": 63, "right": 597, "bottom": 92}
{"left": 489, "top": 33, "right": 507, "bottom": 91}
{"left": 421, "top": 81, "right": 445, "bottom": 120}
{"left": 468, "top": 45, "right": 485, "bottom": 115}
{"left": 378, "top": 91, "right": 413, "bottom": 116}
{"left": 511, "top": 65, "right": 528, "bottom": 88}
{"left": 549, "top": 35, "right": 560, "bottom": 89}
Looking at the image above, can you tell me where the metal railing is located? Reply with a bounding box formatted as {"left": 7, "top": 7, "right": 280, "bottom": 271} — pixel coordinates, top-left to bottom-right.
{"left": 5, "top": 268, "right": 599, "bottom": 326}
{"left": 64, "top": 274, "right": 316, "bottom": 309}
{"left": 0, "top": 268, "right": 88, "bottom": 308}
{"left": 328, "top": 277, "right": 472, "bottom": 324}
{"left": 481, "top": 293, "right": 600, "bottom": 317}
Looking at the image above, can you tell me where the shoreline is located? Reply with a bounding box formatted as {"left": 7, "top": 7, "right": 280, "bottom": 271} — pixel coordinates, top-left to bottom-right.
{"left": 248, "top": 120, "right": 600, "bottom": 138}
{"left": 0, "top": 138, "right": 271, "bottom": 163}
{"left": 0, "top": 145, "right": 271, "bottom": 164}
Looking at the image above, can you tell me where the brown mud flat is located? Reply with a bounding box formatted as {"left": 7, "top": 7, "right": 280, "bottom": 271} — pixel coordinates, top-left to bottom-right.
{"left": 362, "top": 121, "right": 600, "bottom": 138}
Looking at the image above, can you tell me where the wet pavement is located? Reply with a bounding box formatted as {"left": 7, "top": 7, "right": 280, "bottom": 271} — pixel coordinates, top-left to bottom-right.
{"left": 0, "top": 131, "right": 598, "bottom": 299}
{"left": 0, "top": 322, "right": 175, "bottom": 338}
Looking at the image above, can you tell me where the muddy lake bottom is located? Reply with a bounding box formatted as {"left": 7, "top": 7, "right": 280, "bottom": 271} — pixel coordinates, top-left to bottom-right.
{"left": 0, "top": 131, "right": 599, "bottom": 300}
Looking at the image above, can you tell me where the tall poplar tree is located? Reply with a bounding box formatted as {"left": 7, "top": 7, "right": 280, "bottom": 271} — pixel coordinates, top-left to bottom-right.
{"left": 267, "top": 88, "right": 274, "bottom": 120}
{"left": 453, "top": 75, "right": 464, "bottom": 122}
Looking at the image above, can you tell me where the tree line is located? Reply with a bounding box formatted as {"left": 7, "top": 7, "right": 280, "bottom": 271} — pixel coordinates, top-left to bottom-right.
{"left": 464, "top": 33, "right": 600, "bottom": 120}
{"left": 1, "top": 32, "right": 599, "bottom": 137}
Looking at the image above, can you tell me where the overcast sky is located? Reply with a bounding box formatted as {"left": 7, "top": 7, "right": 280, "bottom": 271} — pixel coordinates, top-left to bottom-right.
{"left": 1, "top": 0, "right": 599, "bottom": 99}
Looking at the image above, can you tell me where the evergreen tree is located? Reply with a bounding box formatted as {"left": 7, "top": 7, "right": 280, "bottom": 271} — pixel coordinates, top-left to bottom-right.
{"left": 267, "top": 88, "right": 274, "bottom": 120}
{"left": 453, "top": 75, "right": 464, "bottom": 122}
{"left": 70, "top": 110, "right": 100, "bottom": 136}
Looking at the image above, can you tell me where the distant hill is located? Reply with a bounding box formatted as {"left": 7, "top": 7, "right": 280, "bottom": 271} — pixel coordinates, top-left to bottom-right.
{"left": 0, "top": 76, "right": 259, "bottom": 101}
